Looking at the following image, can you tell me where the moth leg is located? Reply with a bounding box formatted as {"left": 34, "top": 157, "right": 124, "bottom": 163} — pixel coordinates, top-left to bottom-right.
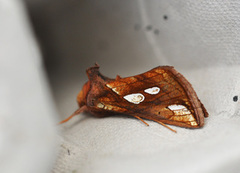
{"left": 133, "top": 115, "right": 149, "bottom": 126}
{"left": 154, "top": 120, "right": 177, "bottom": 133}
{"left": 58, "top": 105, "right": 88, "bottom": 124}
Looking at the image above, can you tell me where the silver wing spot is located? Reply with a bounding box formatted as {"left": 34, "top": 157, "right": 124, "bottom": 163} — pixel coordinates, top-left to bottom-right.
{"left": 123, "top": 93, "right": 145, "bottom": 104}
{"left": 144, "top": 87, "right": 160, "bottom": 95}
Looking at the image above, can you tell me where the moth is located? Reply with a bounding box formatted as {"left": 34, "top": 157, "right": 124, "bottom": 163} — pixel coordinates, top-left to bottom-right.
{"left": 59, "top": 64, "right": 208, "bottom": 132}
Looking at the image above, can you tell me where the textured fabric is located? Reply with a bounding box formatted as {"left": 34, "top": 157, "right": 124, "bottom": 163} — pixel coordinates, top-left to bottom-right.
{"left": 53, "top": 1, "right": 240, "bottom": 173}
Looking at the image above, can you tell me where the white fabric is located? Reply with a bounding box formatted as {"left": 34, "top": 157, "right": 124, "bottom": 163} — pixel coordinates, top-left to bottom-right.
{"left": 0, "top": 1, "right": 57, "bottom": 173}
{"left": 53, "top": 1, "right": 240, "bottom": 173}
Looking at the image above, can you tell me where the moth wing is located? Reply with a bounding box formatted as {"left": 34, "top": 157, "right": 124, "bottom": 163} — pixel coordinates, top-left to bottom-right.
{"left": 102, "top": 66, "right": 208, "bottom": 128}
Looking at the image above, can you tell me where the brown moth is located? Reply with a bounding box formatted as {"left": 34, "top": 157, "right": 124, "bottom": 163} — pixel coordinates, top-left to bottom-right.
{"left": 59, "top": 64, "right": 208, "bottom": 132}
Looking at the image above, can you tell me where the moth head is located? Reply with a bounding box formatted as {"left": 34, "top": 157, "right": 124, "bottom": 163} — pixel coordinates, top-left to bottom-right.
{"left": 77, "top": 81, "right": 90, "bottom": 107}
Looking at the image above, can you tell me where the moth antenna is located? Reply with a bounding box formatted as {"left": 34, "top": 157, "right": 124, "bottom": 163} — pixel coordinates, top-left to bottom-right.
{"left": 156, "top": 120, "right": 177, "bottom": 133}
{"left": 58, "top": 105, "right": 87, "bottom": 124}
{"left": 133, "top": 115, "right": 149, "bottom": 126}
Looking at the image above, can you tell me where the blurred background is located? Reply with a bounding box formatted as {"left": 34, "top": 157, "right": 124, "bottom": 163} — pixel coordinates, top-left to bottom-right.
{"left": 24, "top": 0, "right": 166, "bottom": 119}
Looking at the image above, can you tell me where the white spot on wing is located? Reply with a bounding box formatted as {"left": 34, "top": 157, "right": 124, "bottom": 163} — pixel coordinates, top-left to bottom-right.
{"left": 168, "top": 105, "right": 186, "bottom": 110}
{"left": 112, "top": 87, "right": 120, "bottom": 95}
{"left": 123, "top": 93, "right": 145, "bottom": 104}
{"left": 97, "top": 103, "right": 104, "bottom": 108}
{"left": 106, "top": 84, "right": 120, "bottom": 95}
{"left": 106, "top": 83, "right": 111, "bottom": 88}
{"left": 144, "top": 87, "right": 160, "bottom": 95}
{"left": 168, "top": 104, "right": 191, "bottom": 115}
{"left": 191, "top": 121, "right": 198, "bottom": 126}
